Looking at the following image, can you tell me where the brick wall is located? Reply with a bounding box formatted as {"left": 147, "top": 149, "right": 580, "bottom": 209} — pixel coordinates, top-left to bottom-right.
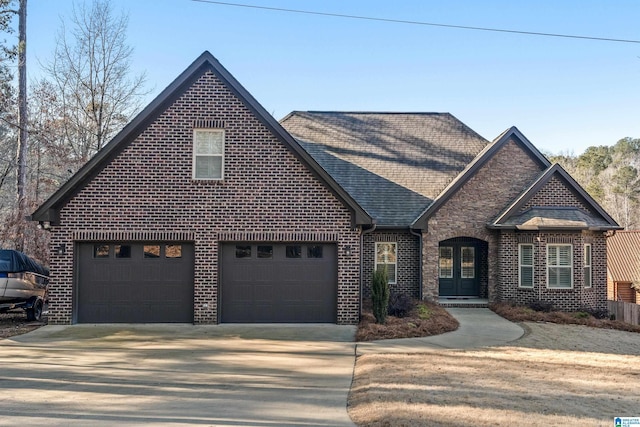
{"left": 422, "top": 138, "right": 544, "bottom": 301}
{"left": 362, "top": 230, "right": 421, "bottom": 299}
{"left": 499, "top": 230, "right": 608, "bottom": 311}
{"left": 522, "top": 175, "right": 592, "bottom": 213}
{"left": 47, "top": 68, "right": 361, "bottom": 325}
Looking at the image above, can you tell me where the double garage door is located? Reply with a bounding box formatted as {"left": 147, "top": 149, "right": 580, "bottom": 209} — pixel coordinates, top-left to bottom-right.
{"left": 77, "top": 242, "right": 337, "bottom": 323}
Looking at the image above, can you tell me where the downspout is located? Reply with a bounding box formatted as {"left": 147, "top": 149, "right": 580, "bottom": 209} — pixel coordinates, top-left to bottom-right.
{"left": 360, "top": 222, "right": 377, "bottom": 319}
{"left": 603, "top": 229, "right": 617, "bottom": 304}
{"left": 409, "top": 228, "right": 423, "bottom": 300}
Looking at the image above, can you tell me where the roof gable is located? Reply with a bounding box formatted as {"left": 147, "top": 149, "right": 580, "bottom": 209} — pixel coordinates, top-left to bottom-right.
{"left": 31, "top": 52, "right": 370, "bottom": 225}
{"left": 489, "top": 163, "right": 620, "bottom": 230}
{"left": 281, "top": 111, "right": 489, "bottom": 227}
{"left": 411, "top": 126, "right": 551, "bottom": 229}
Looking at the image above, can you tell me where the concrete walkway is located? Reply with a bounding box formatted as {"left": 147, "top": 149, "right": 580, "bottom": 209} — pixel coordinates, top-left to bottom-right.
{"left": 357, "top": 308, "right": 525, "bottom": 355}
{"left": 0, "top": 324, "right": 357, "bottom": 426}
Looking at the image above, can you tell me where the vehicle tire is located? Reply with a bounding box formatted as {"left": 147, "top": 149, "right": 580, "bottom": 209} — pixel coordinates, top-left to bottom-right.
{"left": 26, "top": 298, "right": 44, "bottom": 322}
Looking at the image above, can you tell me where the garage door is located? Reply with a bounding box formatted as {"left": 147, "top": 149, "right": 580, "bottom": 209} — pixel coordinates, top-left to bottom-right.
{"left": 220, "top": 243, "right": 337, "bottom": 323}
{"left": 77, "top": 243, "right": 194, "bottom": 323}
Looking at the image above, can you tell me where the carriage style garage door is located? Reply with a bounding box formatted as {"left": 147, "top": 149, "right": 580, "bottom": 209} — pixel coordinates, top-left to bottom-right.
{"left": 220, "top": 243, "right": 337, "bottom": 323}
{"left": 77, "top": 242, "right": 194, "bottom": 323}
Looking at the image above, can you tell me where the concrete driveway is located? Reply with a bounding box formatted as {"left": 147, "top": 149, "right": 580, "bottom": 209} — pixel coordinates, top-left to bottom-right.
{"left": 0, "top": 324, "right": 356, "bottom": 426}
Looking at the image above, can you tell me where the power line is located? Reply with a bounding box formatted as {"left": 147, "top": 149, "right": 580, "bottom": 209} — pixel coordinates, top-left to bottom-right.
{"left": 191, "top": 0, "right": 640, "bottom": 44}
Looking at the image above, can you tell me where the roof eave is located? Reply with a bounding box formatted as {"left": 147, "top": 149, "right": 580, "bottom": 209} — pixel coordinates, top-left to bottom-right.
{"left": 31, "top": 54, "right": 215, "bottom": 224}
{"left": 487, "top": 224, "right": 622, "bottom": 231}
{"left": 31, "top": 51, "right": 372, "bottom": 226}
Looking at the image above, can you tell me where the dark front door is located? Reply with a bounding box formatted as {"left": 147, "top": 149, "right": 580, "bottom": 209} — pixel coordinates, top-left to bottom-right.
{"left": 438, "top": 241, "right": 479, "bottom": 297}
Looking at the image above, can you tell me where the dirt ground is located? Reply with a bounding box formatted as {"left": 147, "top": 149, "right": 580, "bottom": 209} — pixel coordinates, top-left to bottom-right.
{"left": 0, "top": 309, "right": 46, "bottom": 339}
{"left": 349, "top": 321, "right": 640, "bottom": 427}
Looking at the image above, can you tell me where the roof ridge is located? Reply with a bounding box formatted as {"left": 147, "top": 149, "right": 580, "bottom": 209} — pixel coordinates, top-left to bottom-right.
{"left": 297, "top": 111, "right": 452, "bottom": 115}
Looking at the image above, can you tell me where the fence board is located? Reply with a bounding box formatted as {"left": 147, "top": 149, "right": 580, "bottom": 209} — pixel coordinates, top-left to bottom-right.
{"left": 608, "top": 300, "right": 640, "bottom": 325}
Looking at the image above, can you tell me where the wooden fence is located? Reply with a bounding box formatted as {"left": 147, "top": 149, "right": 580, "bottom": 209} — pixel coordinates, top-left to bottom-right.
{"left": 608, "top": 300, "right": 640, "bottom": 325}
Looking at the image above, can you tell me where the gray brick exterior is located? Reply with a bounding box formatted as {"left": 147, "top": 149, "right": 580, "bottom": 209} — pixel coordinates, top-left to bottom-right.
{"left": 421, "top": 137, "right": 609, "bottom": 311}
{"left": 421, "top": 138, "right": 544, "bottom": 302}
{"left": 36, "top": 55, "right": 615, "bottom": 323}
{"left": 46, "top": 69, "right": 361, "bottom": 325}
{"left": 362, "top": 230, "right": 421, "bottom": 299}
{"left": 498, "top": 231, "right": 606, "bottom": 311}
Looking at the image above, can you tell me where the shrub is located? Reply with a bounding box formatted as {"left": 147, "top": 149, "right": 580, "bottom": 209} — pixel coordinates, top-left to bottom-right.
{"left": 416, "top": 303, "right": 432, "bottom": 320}
{"left": 388, "top": 292, "right": 415, "bottom": 318}
{"left": 371, "top": 267, "right": 390, "bottom": 324}
{"left": 527, "top": 299, "right": 555, "bottom": 313}
{"left": 579, "top": 306, "right": 610, "bottom": 320}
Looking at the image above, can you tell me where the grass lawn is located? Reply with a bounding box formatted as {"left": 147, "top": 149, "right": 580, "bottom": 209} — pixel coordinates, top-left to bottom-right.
{"left": 349, "top": 301, "right": 640, "bottom": 426}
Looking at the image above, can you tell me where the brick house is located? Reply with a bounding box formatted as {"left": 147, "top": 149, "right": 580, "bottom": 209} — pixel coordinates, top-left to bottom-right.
{"left": 607, "top": 231, "right": 640, "bottom": 303}
{"left": 31, "top": 51, "right": 620, "bottom": 325}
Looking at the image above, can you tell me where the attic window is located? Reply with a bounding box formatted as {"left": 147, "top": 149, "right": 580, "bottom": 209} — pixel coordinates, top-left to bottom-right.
{"left": 193, "top": 129, "right": 224, "bottom": 180}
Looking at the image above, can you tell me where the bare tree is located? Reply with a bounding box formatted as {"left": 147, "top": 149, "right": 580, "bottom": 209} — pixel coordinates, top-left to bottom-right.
{"left": 15, "top": 0, "right": 26, "bottom": 251}
{"left": 0, "top": 0, "right": 18, "bottom": 249}
{"left": 43, "top": 0, "right": 146, "bottom": 167}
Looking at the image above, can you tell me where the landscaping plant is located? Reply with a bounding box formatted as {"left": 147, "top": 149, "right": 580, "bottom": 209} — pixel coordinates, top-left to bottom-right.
{"left": 371, "top": 267, "right": 390, "bottom": 324}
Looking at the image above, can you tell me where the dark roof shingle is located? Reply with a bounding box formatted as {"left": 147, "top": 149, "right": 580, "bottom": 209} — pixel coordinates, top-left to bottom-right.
{"left": 280, "top": 112, "right": 489, "bottom": 226}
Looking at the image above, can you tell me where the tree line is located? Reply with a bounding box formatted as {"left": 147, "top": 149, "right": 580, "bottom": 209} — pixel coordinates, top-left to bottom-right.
{"left": 549, "top": 137, "right": 640, "bottom": 230}
{"left": 0, "top": 0, "right": 146, "bottom": 263}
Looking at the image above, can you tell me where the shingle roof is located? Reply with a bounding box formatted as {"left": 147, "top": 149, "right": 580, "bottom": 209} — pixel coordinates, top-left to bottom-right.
{"left": 497, "top": 207, "right": 613, "bottom": 229}
{"left": 607, "top": 231, "right": 640, "bottom": 283}
{"left": 280, "top": 112, "right": 489, "bottom": 226}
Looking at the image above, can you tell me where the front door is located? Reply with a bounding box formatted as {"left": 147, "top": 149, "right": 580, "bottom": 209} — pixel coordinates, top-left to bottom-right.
{"left": 438, "top": 241, "right": 479, "bottom": 297}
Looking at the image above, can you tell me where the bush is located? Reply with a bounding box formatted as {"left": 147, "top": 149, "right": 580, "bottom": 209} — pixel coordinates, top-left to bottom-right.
{"left": 388, "top": 292, "right": 414, "bottom": 318}
{"left": 579, "top": 306, "right": 610, "bottom": 320}
{"left": 527, "top": 300, "right": 555, "bottom": 313}
{"left": 416, "top": 303, "right": 432, "bottom": 320}
{"left": 371, "top": 267, "right": 390, "bottom": 324}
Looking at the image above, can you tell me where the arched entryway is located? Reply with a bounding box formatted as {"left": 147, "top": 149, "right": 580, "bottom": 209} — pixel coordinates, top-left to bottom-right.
{"left": 438, "top": 237, "right": 488, "bottom": 298}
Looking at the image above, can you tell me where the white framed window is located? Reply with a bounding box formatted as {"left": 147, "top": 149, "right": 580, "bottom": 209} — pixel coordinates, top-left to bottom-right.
{"left": 375, "top": 242, "right": 397, "bottom": 284}
{"left": 439, "top": 246, "right": 453, "bottom": 278}
{"left": 193, "top": 129, "right": 225, "bottom": 180}
{"left": 547, "top": 244, "right": 573, "bottom": 288}
{"left": 519, "top": 244, "right": 534, "bottom": 288}
{"left": 584, "top": 244, "right": 592, "bottom": 288}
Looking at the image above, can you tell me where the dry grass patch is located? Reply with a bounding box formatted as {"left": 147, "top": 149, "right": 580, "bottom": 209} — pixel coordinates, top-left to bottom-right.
{"left": 491, "top": 302, "right": 640, "bottom": 333}
{"left": 356, "top": 300, "right": 459, "bottom": 341}
{"left": 350, "top": 301, "right": 640, "bottom": 426}
{"left": 349, "top": 340, "right": 640, "bottom": 426}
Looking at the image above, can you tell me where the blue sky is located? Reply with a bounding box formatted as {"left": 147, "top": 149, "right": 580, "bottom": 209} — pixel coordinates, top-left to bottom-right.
{"left": 23, "top": 0, "right": 640, "bottom": 155}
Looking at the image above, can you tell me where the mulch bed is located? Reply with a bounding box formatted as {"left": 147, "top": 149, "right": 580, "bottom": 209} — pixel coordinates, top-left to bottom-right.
{"left": 356, "top": 300, "right": 459, "bottom": 341}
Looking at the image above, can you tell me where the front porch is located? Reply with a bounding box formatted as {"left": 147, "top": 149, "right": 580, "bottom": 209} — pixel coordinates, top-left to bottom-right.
{"left": 438, "top": 297, "right": 489, "bottom": 308}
